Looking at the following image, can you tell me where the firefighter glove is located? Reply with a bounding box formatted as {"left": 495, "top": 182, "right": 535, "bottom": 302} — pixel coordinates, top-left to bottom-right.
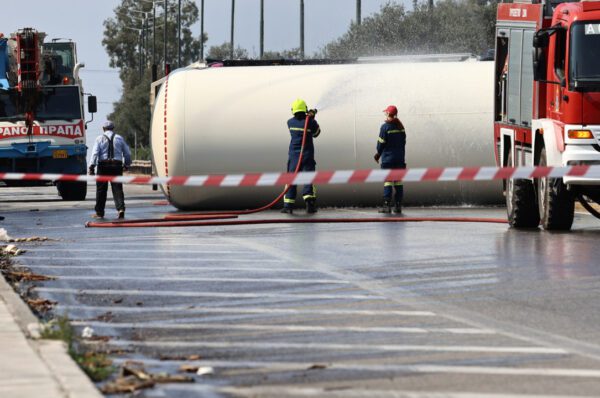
{"left": 88, "top": 165, "right": 95, "bottom": 176}
{"left": 308, "top": 109, "right": 317, "bottom": 118}
{"left": 374, "top": 153, "right": 381, "bottom": 163}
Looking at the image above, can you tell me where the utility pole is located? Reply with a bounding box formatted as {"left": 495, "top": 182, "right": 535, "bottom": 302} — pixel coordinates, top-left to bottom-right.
{"left": 178, "top": 0, "right": 181, "bottom": 68}
{"left": 152, "top": 2, "right": 157, "bottom": 81}
{"left": 300, "top": 0, "right": 304, "bottom": 59}
{"left": 200, "top": 0, "right": 205, "bottom": 60}
{"left": 429, "top": 0, "right": 434, "bottom": 10}
{"left": 139, "top": 31, "right": 143, "bottom": 80}
{"left": 260, "top": 0, "right": 264, "bottom": 59}
{"left": 356, "top": 0, "right": 361, "bottom": 25}
{"left": 164, "top": 0, "right": 169, "bottom": 74}
{"left": 230, "top": 0, "right": 235, "bottom": 59}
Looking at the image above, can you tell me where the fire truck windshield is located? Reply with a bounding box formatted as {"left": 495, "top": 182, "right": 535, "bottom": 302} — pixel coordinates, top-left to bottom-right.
{"left": 0, "top": 86, "right": 82, "bottom": 122}
{"left": 570, "top": 22, "right": 600, "bottom": 89}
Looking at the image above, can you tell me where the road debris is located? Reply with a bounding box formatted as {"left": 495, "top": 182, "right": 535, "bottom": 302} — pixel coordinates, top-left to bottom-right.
{"left": 2, "top": 270, "right": 54, "bottom": 282}
{"left": 9, "top": 236, "right": 51, "bottom": 243}
{"left": 2, "top": 244, "right": 25, "bottom": 256}
{"left": 95, "top": 311, "right": 114, "bottom": 322}
{"left": 101, "top": 361, "right": 194, "bottom": 394}
{"left": 82, "top": 326, "right": 95, "bottom": 338}
{"left": 26, "top": 298, "right": 56, "bottom": 313}
{"left": 160, "top": 354, "right": 202, "bottom": 361}
{"left": 307, "top": 364, "right": 328, "bottom": 370}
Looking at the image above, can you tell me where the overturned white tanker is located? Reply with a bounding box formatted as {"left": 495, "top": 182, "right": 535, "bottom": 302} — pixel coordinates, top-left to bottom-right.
{"left": 150, "top": 56, "right": 502, "bottom": 210}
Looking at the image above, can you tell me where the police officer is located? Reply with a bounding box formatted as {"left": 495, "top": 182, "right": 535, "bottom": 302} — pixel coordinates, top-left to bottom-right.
{"left": 374, "top": 105, "right": 406, "bottom": 214}
{"left": 89, "top": 121, "right": 132, "bottom": 219}
{"left": 282, "top": 99, "right": 321, "bottom": 214}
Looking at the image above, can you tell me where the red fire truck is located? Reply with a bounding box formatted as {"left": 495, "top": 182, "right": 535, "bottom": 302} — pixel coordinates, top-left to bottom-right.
{"left": 495, "top": 0, "right": 600, "bottom": 230}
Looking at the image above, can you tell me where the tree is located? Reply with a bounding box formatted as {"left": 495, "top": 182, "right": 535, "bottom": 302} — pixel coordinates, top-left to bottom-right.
{"left": 262, "top": 48, "right": 304, "bottom": 60}
{"left": 323, "top": 0, "right": 497, "bottom": 59}
{"left": 102, "top": 0, "right": 205, "bottom": 156}
{"left": 206, "top": 42, "right": 249, "bottom": 60}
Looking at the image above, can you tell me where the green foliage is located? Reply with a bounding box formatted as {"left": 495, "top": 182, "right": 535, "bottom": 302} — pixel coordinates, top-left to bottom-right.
{"left": 108, "top": 70, "right": 153, "bottom": 148}
{"left": 323, "top": 0, "right": 498, "bottom": 59}
{"left": 206, "top": 42, "right": 249, "bottom": 60}
{"left": 262, "top": 48, "right": 304, "bottom": 60}
{"left": 41, "top": 316, "right": 114, "bottom": 382}
{"left": 102, "top": 0, "right": 205, "bottom": 148}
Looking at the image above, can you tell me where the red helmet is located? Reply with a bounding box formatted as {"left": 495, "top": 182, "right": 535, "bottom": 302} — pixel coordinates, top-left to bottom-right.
{"left": 383, "top": 105, "right": 398, "bottom": 117}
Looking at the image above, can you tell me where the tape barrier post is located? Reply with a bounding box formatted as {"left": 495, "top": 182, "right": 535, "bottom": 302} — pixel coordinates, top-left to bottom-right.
{"left": 0, "top": 165, "right": 598, "bottom": 187}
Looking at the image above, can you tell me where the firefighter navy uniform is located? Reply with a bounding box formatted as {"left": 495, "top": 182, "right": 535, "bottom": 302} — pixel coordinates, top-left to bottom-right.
{"left": 376, "top": 116, "right": 406, "bottom": 213}
{"left": 283, "top": 113, "right": 321, "bottom": 213}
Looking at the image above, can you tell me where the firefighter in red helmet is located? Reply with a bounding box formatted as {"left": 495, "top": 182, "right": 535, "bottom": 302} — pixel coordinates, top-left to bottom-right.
{"left": 374, "top": 105, "right": 406, "bottom": 214}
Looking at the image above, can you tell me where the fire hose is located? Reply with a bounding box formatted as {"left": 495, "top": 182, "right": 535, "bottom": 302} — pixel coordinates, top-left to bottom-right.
{"left": 86, "top": 112, "right": 506, "bottom": 228}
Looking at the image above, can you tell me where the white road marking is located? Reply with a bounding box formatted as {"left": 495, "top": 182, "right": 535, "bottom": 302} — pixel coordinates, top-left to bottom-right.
{"left": 55, "top": 275, "right": 349, "bottom": 284}
{"left": 21, "top": 256, "right": 283, "bottom": 263}
{"left": 72, "top": 321, "right": 493, "bottom": 334}
{"left": 115, "top": 358, "right": 600, "bottom": 379}
{"left": 31, "top": 248, "right": 255, "bottom": 254}
{"left": 58, "top": 304, "right": 436, "bottom": 316}
{"left": 15, "top": 265, "right": 313, "bottom": 273}
{"left": 219, "top": 386, "right": 595, "bottom": 398}
{"left": 37, "top": 287, "right": 384, "bottom": 300}
{"left": 104, "top": 340, "right": 567, "bottom": 355}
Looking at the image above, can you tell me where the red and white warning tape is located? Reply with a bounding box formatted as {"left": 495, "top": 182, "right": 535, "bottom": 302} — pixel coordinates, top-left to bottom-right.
{"left": 0, "top": 165, "right": 599, "bottom": 187}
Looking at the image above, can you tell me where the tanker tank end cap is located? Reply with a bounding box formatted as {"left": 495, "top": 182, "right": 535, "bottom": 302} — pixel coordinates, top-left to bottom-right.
{"left": 103, "top": 121, "right": 114, "bottom": 130}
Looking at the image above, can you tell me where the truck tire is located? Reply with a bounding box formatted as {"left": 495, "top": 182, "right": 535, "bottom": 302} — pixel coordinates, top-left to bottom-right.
{"left": 537, "top": 148, "right": 574, "bottom": 230}
{"left": 57, "top": 181, "right": 87, "bottom": 201}
{"left": 506, "top": 150, "right": 540, "bottom": 228}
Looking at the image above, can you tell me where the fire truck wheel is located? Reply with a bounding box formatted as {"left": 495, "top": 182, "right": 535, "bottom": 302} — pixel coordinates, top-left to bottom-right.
{"left": 506, "top": 150, "right": 540, "bottom": 228}
{"left": 57, "top": 181, "right": 87, "bottom": 201}
{"left": 537, "top": 148, "right": 574, "bottom": 231}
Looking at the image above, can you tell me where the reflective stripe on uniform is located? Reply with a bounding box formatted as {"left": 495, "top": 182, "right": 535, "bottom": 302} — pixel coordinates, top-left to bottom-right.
{"left": 289, "top": 127, "right": 312, "bottom": 133}
{"left": 388, "top": 129, "right": 405, "bottom": 134}
{"left": 303, "top": 195, "right": 316, "bottom": 201}
{"left": 378, "top": 137, "right": 386, "bottom": 144}
{"left": 313, "top": 128, "right": 321, "bottom": 138}
{"left": 284, "top": 198, "right": 296, "bottom": 204}
{"left": 384, "top": 181, "right": 403, "bottom": 187}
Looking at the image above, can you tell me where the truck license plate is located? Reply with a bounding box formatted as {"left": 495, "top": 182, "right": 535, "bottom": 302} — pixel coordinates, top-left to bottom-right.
{"left": 52, "top": 150, "right": 68, "bottom": 159}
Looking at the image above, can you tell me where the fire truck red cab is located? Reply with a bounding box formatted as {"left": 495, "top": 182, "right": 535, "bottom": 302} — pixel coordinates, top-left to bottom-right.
{"left": 495, "top": 0, "right": 600, "bottom": 230}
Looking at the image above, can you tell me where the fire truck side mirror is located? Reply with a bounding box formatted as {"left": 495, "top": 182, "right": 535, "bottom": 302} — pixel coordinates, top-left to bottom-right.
{"left": 533, "top": 47, "right": 547, "bottom": 82}
{"left": 88, "top": 96, "right": 97, "bottom": 114}
{"left": 533, "top": 34, "right": 549, "bottom": 49}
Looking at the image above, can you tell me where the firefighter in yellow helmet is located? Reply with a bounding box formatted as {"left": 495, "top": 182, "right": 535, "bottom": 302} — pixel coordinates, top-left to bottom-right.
{"left": 282, "top": 99, "right": 321, "bottom": 214}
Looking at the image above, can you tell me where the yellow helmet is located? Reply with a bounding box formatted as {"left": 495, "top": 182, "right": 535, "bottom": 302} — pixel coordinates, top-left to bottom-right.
{"left": 291, "top": 99, "right": 308, "bottom": 114}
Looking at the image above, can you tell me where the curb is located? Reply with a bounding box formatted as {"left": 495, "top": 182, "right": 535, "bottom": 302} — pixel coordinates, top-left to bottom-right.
{"left": 0, "top": 272, "right": 103, "bottom": 398}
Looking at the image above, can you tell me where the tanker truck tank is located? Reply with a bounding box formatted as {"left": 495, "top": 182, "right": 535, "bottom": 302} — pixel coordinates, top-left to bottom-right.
{"left": 151, "top": 58, "right": 501, "bottom": 210}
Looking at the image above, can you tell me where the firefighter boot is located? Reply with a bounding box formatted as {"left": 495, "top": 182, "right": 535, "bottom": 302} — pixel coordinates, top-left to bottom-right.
{"left": 306, "top": 199, "right": 318, "bottom": 214}
{"left": 393, "top": 203, "right": 402, "bottom": 214}
{"left": 378, "top": 200, "right": 392, "bottom": 214}
{"left": 281, "top": 207, "right": 293, "bottom": 214}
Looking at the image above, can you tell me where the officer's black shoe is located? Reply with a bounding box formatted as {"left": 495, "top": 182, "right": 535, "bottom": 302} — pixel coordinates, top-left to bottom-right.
{"left": 306, "top": 200, "right": 318, "bottom": 214}
{"left": 118, "top": 211, "right": 125, "bottom": 219}
{"left": 281, "top": 207, "right": 293, "bottom": 214}
{"left": 378, "top": 201, "right": 392, "bottom": 214}
{"left": 393, "top": 204, "right": 402, "bottom": 214}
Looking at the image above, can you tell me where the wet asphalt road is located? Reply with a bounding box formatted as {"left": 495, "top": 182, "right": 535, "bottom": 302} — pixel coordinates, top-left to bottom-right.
{"left": 3, "top": 184, "right": 600, "bottom": 397}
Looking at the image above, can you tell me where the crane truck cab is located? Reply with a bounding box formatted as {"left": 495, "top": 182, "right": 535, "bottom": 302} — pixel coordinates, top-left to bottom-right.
{"left": 495, "top": 0, "right": 600, "bottom": 230}
{"left": 0, "top": 29, "right": 96, "bottom": 200}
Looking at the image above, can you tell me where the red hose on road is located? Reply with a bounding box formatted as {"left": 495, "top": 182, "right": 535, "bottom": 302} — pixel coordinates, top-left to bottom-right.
{"left": 87, "top": 216, "right": 507, "bottom": 228}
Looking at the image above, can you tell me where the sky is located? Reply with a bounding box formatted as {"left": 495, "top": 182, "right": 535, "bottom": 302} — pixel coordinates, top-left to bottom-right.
{"left": 3, "top": 0, "right": 405, "bottom": 152}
